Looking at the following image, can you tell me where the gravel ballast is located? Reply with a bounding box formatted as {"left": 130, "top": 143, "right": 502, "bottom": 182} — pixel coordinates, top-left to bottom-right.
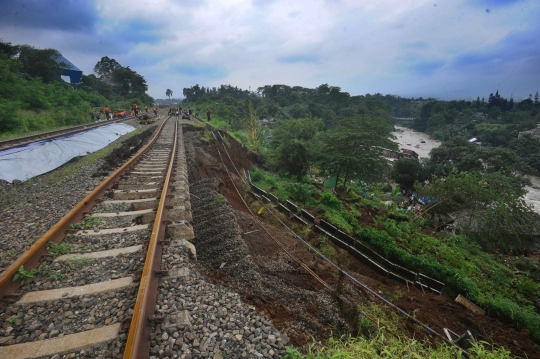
{"left": 150, "top": 244, "right": 289, "bottom": 359}
{"left": 0, "top": 125, "right": 158, "bottom": 272}
{"left": 0, "top": 286, "right": 137, "bottom": 345}
{"left": 21, "top": 251, "right": 144, "bottom": 292}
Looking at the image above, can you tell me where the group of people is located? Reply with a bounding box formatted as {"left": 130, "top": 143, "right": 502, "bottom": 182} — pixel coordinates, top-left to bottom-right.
{"left": 168, "top": 107, "right": 194, "bottom": 119}
{"left": 165, "top": 107, "right": 212, "bottom": 121}
{"left": 92, "top": 104, "right": 155, "bottom": 122}
{"left": 90, "top": 106, "right": 109, "bottom": 121}
{"left": 399, "top": 193, "right": 425, "bottom": 215}
{"left": 91, "top": 104, "right": 211, "bottom": 122}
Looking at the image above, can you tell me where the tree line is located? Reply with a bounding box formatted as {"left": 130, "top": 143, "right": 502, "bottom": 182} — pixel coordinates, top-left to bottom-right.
{"left": 182, "top": 82, "right": 540, "bottom": 251}
{"left": 413, "top": 90, "right": 540, "bottom": 144}
{"left": 0, "top": 39, "right": 153, "bottom": 136}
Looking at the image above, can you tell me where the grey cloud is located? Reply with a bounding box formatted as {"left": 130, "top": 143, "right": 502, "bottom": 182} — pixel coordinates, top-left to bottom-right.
{"left": 0, "top": 0, "right": 99, "bottom": 32}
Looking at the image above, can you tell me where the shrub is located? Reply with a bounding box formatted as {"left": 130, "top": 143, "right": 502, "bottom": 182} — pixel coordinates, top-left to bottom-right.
{"left": 283, "top": 182, "right": 314, "bottom": 203}
{"left": 320, "top": 191, "right": 341, "bottom": 209}
{"left": 250, "top": 167, "right": 265, "bottom": 183}
{"left": 356, "top": 227, "right": 479, "bottom": 299}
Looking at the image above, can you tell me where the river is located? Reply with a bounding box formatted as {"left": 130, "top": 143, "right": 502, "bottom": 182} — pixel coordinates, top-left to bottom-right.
{"left": 392, "top": 126, "right": 540, "bottom": 214}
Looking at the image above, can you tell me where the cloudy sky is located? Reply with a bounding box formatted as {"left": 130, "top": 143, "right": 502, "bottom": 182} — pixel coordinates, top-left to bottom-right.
{"left": 0, "top": 0, "right": 538, "bottom": 100}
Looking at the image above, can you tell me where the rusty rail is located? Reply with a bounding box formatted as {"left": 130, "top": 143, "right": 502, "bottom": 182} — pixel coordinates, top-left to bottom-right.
{"left": 123, "top": 120, "right": 178, "bottom": 359}
{"left": 0, "top": 118, "right": 170, "bottom": 298}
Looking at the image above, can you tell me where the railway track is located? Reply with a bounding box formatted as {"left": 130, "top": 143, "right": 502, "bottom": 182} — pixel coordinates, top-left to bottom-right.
{"left": 0, "top": 117, "right": 195, "bottom": 358}
{"left": 0, "top": 116, "right": 142, "bottom": 152}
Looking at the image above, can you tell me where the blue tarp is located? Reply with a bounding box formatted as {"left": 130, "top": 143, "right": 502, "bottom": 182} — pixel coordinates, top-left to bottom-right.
{"left": 55, "top": 55, "right": 82, "bottom": 84}
{"left": 0, "top": 123, "right": 135, "bottom": 183}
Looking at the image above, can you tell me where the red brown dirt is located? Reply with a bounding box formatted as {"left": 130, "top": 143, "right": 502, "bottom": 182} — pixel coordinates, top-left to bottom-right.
{"left": 187, "top": 125, "right": 540, "bottom": 358}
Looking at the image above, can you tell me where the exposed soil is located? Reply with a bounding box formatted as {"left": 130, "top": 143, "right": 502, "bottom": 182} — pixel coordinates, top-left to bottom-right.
{"left": 184, "top": 124, "right": 540, "bottom": 358}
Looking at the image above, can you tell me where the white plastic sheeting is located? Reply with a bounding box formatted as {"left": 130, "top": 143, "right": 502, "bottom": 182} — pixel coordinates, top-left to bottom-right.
{"left": 0, "top": 123, "right": 135, "bottom": 183}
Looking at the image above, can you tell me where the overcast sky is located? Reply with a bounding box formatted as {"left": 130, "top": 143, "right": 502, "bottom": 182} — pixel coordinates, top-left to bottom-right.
{"left": 0, "top": 0, "right": 538, "bottom": 100}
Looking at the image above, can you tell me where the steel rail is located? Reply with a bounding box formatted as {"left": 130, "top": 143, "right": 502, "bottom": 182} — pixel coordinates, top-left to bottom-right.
{"left": 123, "top": 120, "right": 178, "bottom": 359}
{"left": 0, "top": 116, "right": 141, "bottom": 151}
{"left": 0, "top": 118, "right": 170, "bottom": 298}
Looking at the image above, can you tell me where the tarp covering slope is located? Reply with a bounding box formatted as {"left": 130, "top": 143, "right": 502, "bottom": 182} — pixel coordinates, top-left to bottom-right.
{"left": 0, "top": 123, "right": 135, "bottom": 183}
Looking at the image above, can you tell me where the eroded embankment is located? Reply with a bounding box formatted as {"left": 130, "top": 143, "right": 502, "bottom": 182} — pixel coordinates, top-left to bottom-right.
{"left": 182, "top": 124, "right": 540, "bottom": 357}
{"left": 185, "top": 129, "right": 350, "bottom": 346}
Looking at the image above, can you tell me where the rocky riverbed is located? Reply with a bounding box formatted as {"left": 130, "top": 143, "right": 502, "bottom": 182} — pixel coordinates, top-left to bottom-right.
{"left": 392, "top": 125, "right": 441, "bottom": 158}
{"left": 393, "top": 126, "right": 540, "bottom": 215}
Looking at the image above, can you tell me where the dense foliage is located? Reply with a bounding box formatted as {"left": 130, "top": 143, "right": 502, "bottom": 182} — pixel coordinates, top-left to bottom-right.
{"left": 189, "top": 81, "right": 540, "bottom": 348}
{"left": 183, "top": 83, "right": 400, "bottom": 185}
{"left": 410, "top": 91, "right": 540, "bottom": 173}
{"left": 0, "top": 40, "right": 153, "bottom": 137}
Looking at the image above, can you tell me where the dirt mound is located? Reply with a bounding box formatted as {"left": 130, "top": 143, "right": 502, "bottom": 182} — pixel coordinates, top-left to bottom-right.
{"left": 187, "top": 141, "right": 349, "bottom": 347}
{"left": 183, "top": 124, "right": 540, "bottom": 357}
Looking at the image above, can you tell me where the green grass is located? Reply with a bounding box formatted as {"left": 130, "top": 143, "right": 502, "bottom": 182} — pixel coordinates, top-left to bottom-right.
{"left": 46, "top": 242, "right": 72, "bottom": 257}
{"left": 0, "top": 121, "right": 72, "bottom": 141}
{"left": 0, "top": 109, "right": 94, "bottom": 141}
{"left": 283, "top": 304, "right": 513, "bottom": 359}
{"left": 251, "top": 167, "right": 361, "bottom": 234}
{"left": 71, "top": 216, "right": 102, "bottom": 230}
{"left": 317, "top": 235, "right": 337, "bottom": 262}
{"left": 69, "top": 258, "right": 91, "bottom": 267}
{"left": 357, "top": 224, "right": 540, "bottom": 342}
{"left": 211, "top": 195, "right": 225, "bottom": 208}
{"left": 250, "top": 165, "right": 540, "bottom": 343}
{"left": 4, "top": 250, "right": 17, "bottom": 258}
{"left": 48, "top": 273, "right": 67, "bottom": 281}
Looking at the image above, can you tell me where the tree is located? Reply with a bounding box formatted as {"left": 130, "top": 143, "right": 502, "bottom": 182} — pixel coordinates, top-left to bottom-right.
{"left": 535, "top": 91, "right": 539, "bottom": 104}
{"left": 418, "top": 170, "right": 539, "bottom": 251}
{"left": 316, "top": 116, "right": 397, "bottom": 188}
{"left": 413, "top": 101, "right": 436, "bottom": 131}
{"left": 17, "top": 45, "right": 65, "bottom": 83}
{"left": 391, "top": 158, "right": 427, "bottom": 190}
{"left": 166, "top": 89, "right": 173, "bottom": 104}
{"left": 111, "top": 66, "right": 147, "bottom": 95}
{"left": 0, "top": 39, "right": 19, "bottom": 57}
{"left": 272, "top": 116, "right": 324, "bottom": 180}
{"left": 243, "top": 101, "right": 262, "bottom": 150}
{"left": 93, "top": 56, "right": 121, "bottom": 80}
{"left": 510, "top": 135, "right": 540, "bottom": 174}
{"left": 93, "top": 57, "right": 147, "bottom": 95}
{"left": 426, "top": 138, "right": 530, "bottom": 179}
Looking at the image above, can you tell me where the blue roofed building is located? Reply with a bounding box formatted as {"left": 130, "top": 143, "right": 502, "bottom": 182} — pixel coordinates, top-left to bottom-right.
{"left": 54, "top": 55, "right": 83, "bottom": 86}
